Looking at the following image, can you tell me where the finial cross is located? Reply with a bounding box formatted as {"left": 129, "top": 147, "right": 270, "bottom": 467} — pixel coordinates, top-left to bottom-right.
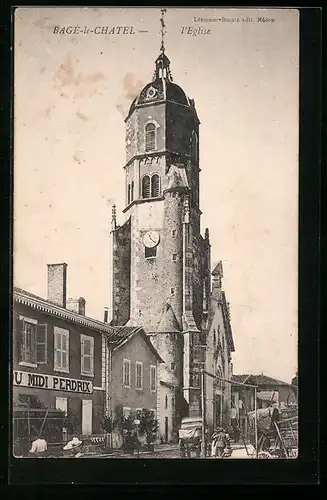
{"left": 160, "top": 8, "right": 167, "bottom": 53}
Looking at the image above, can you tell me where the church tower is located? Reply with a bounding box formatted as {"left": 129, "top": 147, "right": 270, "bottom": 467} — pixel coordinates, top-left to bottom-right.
{"left": 111, "top": 11, "right": 211, "bottom": 428}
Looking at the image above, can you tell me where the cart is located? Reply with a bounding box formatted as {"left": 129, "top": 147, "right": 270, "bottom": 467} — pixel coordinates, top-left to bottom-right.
{"left": 178, "top": 417, "right": 202, "bottom": 458}
{"left": 248, "top": 406, "right": 298, "bottom": 459}
{"left": 273, "top": 406, "right": 298, "bottom": 458}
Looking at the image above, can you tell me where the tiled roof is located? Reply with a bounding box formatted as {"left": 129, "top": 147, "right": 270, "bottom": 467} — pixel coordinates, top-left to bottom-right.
{"left": 105, "top": 326, "right": 164, "bottom": 363}
{"left": 13, "top": 287, "right": 115, "bottom": 334}
{"left": 13, "top": 287, "right": 164, "bottom": 362}
{"left": 232, "top": 374, "right": 292, "bottom": 387}
{"left": 105, "top": 326, "right": 141, "bottom": 347}
{"left": 231, "top": 374, "right": 252, "bottom": 385}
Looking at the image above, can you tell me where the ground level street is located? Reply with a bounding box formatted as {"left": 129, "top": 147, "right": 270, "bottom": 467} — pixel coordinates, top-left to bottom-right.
{"left": 84, "top": 443, "right": 255, "bottom": 459}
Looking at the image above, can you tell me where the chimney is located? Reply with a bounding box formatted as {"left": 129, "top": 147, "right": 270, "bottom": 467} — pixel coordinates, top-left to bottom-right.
{"left": 47, "top": 263, "right": 67, "bottom": 308}
{"left": 104, "top": 307, "right": 109, "bottom": 323}
{"left": 67, "top": 297, "right": 86, "bottom": 316}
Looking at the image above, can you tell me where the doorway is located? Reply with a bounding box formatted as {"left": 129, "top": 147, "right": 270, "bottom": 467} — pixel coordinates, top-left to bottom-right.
{"left": 82, "top": 399, "right": 93, "bottom": 435}
{"left": 165, "top": 417, "right": 168, "bottom": 443}
{"left": 56, "top": 397, "right": 68, "bottom": 441}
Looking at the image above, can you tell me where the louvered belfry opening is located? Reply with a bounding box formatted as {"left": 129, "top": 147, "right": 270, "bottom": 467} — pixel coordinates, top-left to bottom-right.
{"left": 142, "top": 175, "right": 151, "bottom": 198}
{"left": 145, "top": 123, "right": 156, "bottom": 151}
{"left": 151, "top": 174, "right": 160, "bottom": 197}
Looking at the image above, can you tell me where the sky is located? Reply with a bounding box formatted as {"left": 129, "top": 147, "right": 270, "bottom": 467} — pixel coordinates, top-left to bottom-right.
{"left": 14, "top": 7, "right": 299, "bottom": 383}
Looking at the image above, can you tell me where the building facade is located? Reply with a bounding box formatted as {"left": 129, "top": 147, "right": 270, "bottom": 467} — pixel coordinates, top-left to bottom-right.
{"left": 110, "top": 43, "right": 234, "bottom": 437}
{"left": 13, "top": 264, "right": 106, "bottom": 438}
{"left": 13, "top": 264, "right": 164, "bottom": 449}
{"left": 204, "top": 262, "right": 235, "bottom": 434}
{"left": 231, "top": 374, "right": 298, "bottom": 438}
{"left": 104, "top": 325, "right": 163, "bottom": 445}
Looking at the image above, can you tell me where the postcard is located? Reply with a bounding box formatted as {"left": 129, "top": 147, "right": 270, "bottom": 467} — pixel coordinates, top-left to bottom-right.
{"left": 13, "top": 7, "right": 299, "bottom": 461}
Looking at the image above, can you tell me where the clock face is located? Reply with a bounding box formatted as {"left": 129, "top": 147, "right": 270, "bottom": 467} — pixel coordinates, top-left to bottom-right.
{"left": 143, "top": 230, "right": 160, "bottom": 248}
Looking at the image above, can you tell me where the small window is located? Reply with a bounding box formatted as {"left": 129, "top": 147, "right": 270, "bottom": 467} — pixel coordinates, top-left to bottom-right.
{"left": 150, "top": 365, "right": 156, "bottom": 392}
{"left": 165, "top": 395, "right": 168, "bottom": 409}
{"left": 172, "top": 254, "right": 177, "bottom": 262}
{"left": 145, "top": 123, "right": 156, "bottom": 151}
{"left": 54, "top": 327, "right": 69, "bottom": 373}
{"left": 151, "top": 174, "right": 160, "bottom": 198}
{"left": 190, "top": 131, "right": 198, "bottom": 163}
{"left": 142, "top": 175, "right": 151, "bottom": 199}
{"left": 172, "top": 229, "right": 176, "bottom": 237}
{"left": 170, "top": 362, "right": 175, "bottom": 370}
{"left": 172, "top": 397, "right": 175, "bottom": 408}
{"left": 145, "top": 246, "right": 157, "bottom": 259}
{"left": 127, "top": 184, "right": 131, "bottom": 205}
{"left": 170, "top": 287, "right": 175, "bottom": 295}
{"left": 135, "top": 361, "right": 143, "bottom": 390}
{"left": 123, "top": 359, "right": 131, "bottom": 388}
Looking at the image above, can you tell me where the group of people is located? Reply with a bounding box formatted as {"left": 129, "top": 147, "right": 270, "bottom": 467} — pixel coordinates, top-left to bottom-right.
{"left": 28, "top": 435, "right": 83, "bottom": 458}
{"left": 210, "top": 427, "right": 232, "bottom": 458}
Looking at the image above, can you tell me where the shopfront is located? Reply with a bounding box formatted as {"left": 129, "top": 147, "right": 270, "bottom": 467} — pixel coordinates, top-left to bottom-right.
{"left": 13, "top": 369, "right": 104, "bottom": 437}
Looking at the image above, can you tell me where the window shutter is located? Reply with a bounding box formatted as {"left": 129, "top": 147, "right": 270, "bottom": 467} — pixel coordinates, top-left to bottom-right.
{"left": 90, "top": 338, "right": 94, "bottom": 375}
{"left": 54, "top": 331, "right": 61, "bottom": 350}
{"left": 16, "top": 316, "right": 24, "bottom": 363}
{"left": 30, "top": 323, "right": 37, "bottom": 364}
{"left": 37, "top": 324, "right": 47, "bottom": 364}
{"left": 81, "top": 336, "right": 85, "bottom": 374}
{"left": 62, "top": 334, "right": 67, "bottom": 352}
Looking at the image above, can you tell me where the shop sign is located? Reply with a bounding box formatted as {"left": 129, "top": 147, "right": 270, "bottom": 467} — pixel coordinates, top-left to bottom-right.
{"left": 13, "top": 370, "right": 93, "bottom": 394}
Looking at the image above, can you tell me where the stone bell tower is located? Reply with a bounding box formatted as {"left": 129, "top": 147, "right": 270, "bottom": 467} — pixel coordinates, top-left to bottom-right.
{"left": 111, "top": 11, "right": 211, "bottom": 427}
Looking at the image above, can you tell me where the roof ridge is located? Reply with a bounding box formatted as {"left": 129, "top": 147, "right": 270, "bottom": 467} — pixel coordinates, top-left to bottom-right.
{"left": 14, "top": 287, "right": 114, "bottom": 333}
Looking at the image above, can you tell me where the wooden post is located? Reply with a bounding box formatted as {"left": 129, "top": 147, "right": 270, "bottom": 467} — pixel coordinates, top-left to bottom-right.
{"left": 27, "top": 405, "right": 30, "bottom": 438}
{"left": 254, "top": 386, "right": 258, "bottom": 459}
{"left": 39, "top": 409, "right": 48, "bottom": 438}
{"left": 200, "top": 367, "right": 206, "bottom": 458}
{"left": 274, "top": 420, "right": 289, "bottom": 458}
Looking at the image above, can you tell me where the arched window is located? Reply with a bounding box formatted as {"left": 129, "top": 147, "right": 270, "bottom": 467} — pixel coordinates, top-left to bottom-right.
{"left": 190, "top": 131, "right": 198, "bottom": 163}
{"left": 131, "top": 181, "right": 134, "bottom": 202}
{"left": 145, "top": 123, "right": 156, "bottom": 151}
{"left": 142, "top": 175, "right": 151, "bottom": 199}
{"left": 151, "top": 174, "right": 160, "bottom": 198}
{"left": 217, "top": 366, "right": 224, "bottom": 391}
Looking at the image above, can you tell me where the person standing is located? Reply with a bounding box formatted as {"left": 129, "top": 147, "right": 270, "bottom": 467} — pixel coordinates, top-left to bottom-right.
{"left": 213, "top": 428, "right": 227, "bottom": 458}
{"left": 223, "top": 430, "right": 232, "bottom": 458}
